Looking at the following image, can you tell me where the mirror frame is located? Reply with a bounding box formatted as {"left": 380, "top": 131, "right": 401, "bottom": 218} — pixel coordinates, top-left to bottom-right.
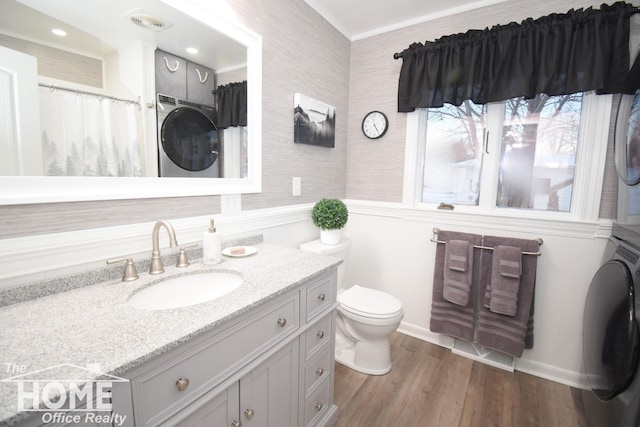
{"left": 0, "top": 0, "right": 262, "bottom": 205}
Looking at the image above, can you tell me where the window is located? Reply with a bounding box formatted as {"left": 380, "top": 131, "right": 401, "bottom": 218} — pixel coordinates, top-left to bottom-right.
{"left": 406, "top": 92, "right": 611, "bottom": 221}
{"left": 422, "top": 101, "right": 486, "bottom": 206}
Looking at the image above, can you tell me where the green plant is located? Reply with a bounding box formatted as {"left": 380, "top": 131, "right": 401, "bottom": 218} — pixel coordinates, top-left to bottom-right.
{"left": 311, "top": 199, "right": 348, "bottom": 230}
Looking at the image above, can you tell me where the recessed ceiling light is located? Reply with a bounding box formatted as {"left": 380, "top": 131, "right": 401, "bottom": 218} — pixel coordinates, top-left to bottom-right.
{"left": 51, "top": 28, "right": 67, "bottom": 36}
{"left": 186, "top": 47, "right": 199, "bottom": 55}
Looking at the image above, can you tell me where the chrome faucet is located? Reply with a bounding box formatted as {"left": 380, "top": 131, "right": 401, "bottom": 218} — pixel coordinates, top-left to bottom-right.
{"left": 149, "top": 220, "right": 178, "bottom": 274}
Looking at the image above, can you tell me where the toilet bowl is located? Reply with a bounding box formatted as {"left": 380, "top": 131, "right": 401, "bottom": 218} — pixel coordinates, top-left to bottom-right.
{"left": 336, "top": 285, "right": 403, "bottom": 374}
{"left": 299, "top": 238, "right": 404, "bottom": 375}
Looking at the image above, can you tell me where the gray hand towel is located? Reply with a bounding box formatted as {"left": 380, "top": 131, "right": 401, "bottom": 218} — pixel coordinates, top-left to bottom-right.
{"left": 430, "top": 231, "right": 482, "bottom": 342}
{"left": 489, "top": 245, "right": 522, "bottom": 316}
{"left": 476, "top": 237, "right": 538, "bottom": 357}
{"left": 443, "top": 240, "right": 473, "bottom": 306}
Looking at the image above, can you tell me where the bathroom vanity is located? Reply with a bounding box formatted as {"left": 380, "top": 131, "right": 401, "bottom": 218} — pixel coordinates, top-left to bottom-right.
{"left": 0, "top": 243, "right": 340, "bottom": 427}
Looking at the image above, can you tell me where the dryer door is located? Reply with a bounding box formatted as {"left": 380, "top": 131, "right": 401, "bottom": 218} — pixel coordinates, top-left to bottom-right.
{"left": 583, "top": 260, "right": 640, "bottom": 400}
{"left": 161, "top": 107, "right": 218, "bottom": 172}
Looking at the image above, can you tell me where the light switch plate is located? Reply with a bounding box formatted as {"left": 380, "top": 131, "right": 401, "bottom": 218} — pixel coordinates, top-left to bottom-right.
{"left": 292, "top": 177, "right": 301, "bottom": 196}
{"left": 221, "top": 194, "right": 241, "bottom": 213}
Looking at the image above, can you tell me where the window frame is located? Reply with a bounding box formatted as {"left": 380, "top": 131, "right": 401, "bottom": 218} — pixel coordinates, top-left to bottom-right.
{"left": 402, "top": 92, "right": 613, "bottom": 223}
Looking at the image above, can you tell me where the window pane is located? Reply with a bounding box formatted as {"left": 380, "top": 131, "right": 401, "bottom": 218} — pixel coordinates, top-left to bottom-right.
{"left": 422, "top": 101, "right": 487, "bottom": 205}
{"left": 497, "top": 93, "right": 582, "bottom": 212}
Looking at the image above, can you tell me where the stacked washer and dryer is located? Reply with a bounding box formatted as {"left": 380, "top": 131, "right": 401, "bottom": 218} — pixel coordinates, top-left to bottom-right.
{"left": 154, "top": 49, "right": 220, "bottom": 178}
{"left": 582, "top": 224, "right": 640, "bottom": 426}
{"left": 581, "top": 80, "right": 640, "bottom": 425}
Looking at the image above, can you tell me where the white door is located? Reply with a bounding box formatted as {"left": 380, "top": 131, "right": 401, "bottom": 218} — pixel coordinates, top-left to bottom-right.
{"left": 0, "top": 45, "right": 42, "bottom": 175}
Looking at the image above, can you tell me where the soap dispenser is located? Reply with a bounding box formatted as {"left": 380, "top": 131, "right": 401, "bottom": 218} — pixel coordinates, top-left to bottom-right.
{"left": 203, "top": 219, "right": 221, "bottom": 265}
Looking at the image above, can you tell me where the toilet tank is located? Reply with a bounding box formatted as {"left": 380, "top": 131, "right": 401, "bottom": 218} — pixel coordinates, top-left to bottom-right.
{"left": 299, "top": 238, "right": 351, "bottom": 289}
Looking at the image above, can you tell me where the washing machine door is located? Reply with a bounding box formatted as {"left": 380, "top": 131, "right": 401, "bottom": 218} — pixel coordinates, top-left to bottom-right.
{"left": 161, "top": 107, "right": 218, "bottom": 172}
{"left": 583, "top": 260, "right": 640, "bottom": 400}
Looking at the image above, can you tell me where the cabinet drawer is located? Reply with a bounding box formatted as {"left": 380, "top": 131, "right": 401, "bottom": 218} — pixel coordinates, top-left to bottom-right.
{"left": 304, "top": 379, "right": 330, "bottom": 427}
{"left": 305, "top": 273, "right": 335, "bottom": 321}
{"left": 304, "top": 345, "right": 331, "bottom": 398}
{"left": 133, "top": 294, "right": 299, "bottom": 425}
{"left": 304, "top": 313, "right": 332, "bottom": 359}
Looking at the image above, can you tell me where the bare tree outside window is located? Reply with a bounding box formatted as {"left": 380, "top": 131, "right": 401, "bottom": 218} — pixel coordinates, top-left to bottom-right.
{"left": 499, "top": 93, "right": 582, "bottom": 211}
{"left": 423, "top": 101, "right": 487, "bottom": 205}
{"left": 423, "top": 94, "right": 583, "bottom": 212}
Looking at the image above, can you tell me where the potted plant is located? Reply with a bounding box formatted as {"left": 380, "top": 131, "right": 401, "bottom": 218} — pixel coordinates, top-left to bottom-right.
{"left": 312, "top": 198, "right": 349, "bottom": 245}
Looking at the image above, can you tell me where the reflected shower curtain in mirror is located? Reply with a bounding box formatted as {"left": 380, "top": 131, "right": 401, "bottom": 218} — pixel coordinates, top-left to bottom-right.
{"left": 39, "top": 87, "right": 144, "bottom": 176}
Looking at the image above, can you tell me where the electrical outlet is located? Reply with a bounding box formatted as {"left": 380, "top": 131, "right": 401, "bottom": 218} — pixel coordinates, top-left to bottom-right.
{"left": 292, "top": 177, "right": 301, "bottom": 196}
{"left": 221, "top": 194, "right": 241, "bottom": 213}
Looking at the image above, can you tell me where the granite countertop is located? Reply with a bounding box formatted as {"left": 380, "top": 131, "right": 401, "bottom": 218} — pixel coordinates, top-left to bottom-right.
{"left": 0, "top": 243, "right": 340, "bottom": 425}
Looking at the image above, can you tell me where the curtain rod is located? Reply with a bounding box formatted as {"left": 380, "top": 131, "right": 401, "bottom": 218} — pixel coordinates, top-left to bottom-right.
{"left": 38, "top": 83, "right": 141, "bottom": 107}
{"left": 393, "top": 5, "right": 640, "bottom": 60}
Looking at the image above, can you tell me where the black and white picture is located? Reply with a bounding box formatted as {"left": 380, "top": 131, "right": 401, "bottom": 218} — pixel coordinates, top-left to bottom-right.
{"left": 294, "top": 93, "right": 336, "bottom": 148}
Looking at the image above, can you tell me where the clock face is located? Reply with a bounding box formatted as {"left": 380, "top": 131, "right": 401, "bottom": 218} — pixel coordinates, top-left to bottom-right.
{"left": 362, "top": 111, "right": 388, "bottom": 139}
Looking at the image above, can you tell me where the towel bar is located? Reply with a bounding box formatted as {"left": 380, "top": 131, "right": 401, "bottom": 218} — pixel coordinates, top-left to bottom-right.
{"left": 430, "top": 227, "right": 543, "bottom": 256}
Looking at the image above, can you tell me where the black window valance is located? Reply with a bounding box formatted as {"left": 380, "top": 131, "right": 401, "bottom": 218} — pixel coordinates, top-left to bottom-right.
{"left": 396, "top": 2, "right": 639, "bottom": 112}
{"left": 216, "top": 81, "right": 247, "bottom": 129}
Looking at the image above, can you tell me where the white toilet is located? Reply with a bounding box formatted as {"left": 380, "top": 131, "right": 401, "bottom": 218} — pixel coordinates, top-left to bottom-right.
{"left": 300, "top": 238, "right": 404, "bottom": 375}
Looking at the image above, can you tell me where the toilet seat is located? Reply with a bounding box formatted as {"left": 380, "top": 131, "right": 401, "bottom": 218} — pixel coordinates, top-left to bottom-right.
{"left": 338, "top": 285, "right": 403, "bottom": 319}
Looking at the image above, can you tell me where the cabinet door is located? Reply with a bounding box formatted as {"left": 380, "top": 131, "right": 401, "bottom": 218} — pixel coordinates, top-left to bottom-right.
{"left": 173, "top": 382, "right": 239, "bottom": 427}
{"left": 239, "top": 340, "right": 299, "bottom": 427}
{"left": 186, "top": 61, "right": 216, "bottom": 106}
{"left": 155, "top": 49, "right": 187, "bottom": 99}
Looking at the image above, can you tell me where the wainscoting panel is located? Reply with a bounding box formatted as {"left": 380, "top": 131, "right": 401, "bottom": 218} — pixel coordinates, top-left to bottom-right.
{"left": 341, "top": 200, "right": 611, "bottom": 387}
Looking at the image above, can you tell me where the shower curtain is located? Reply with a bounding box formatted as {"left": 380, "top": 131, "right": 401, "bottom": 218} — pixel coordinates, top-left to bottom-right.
{"left": 39, "top": 87, "right": 144, "bottom": 177}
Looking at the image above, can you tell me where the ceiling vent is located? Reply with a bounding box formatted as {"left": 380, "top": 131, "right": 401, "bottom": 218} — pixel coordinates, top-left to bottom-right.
{"left": 128, "top": 13, "right": 173, "bottom": 32}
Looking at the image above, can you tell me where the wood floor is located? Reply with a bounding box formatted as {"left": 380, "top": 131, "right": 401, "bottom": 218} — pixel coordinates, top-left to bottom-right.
{"left": 333, "top": 332, "right": 588, "bottom": 427}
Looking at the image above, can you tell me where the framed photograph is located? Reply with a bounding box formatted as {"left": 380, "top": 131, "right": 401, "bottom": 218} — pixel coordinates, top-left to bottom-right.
{"left": 294, "top": 93, "right": 335, "bottom": 148}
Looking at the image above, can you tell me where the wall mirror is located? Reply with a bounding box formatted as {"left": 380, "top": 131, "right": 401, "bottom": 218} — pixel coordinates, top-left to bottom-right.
{"left": 0, "top": 0, "right": 262, "bottom": 204}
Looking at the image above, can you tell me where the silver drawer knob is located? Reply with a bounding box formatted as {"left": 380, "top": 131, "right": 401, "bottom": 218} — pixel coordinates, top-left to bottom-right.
{"left": 316, "top": 330, "right": 325, "bottom": 339}
{"left": 317, "top": 293, "right": 326, "bottom": 302}
{"left": 277, "top": 318, "right": 287, "bottom": 327}
{"left": 315, "top": 403, "right": 324, "bottom": 411}
{"left": 316, "top": 368, "right": 324, "bottom": 376}
{"left": 244, "top": 408, "right": 255, "bottom": 420}
{"left": 175, "top": 378, "right": 189, "bottom": 392}
{"left": 231, "top": 421, "right": 242, "bottom": 427}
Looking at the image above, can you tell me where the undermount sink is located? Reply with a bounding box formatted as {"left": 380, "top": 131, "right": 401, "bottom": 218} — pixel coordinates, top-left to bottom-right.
{"left": 127, "top": 271, "right": 243, "bottom": 310}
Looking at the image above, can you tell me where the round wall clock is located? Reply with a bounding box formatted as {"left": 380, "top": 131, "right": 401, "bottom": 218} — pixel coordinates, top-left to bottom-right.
{"left": 362, "top": 111, "right": 389, "bottom": 139}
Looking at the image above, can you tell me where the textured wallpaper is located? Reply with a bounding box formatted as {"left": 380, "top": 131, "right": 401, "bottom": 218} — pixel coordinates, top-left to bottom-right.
{"left": 0, "top": 0, "right": 350, "bottom": 238}
{"left": 346, "top": 0, "right": 618, "bottom": 218}
{"left": 0, "top": 0, "right": 619, "bottom": 238}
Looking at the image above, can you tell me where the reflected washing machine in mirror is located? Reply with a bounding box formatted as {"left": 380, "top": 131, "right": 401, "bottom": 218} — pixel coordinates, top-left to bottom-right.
{"left": 156, "top": 94, "right": 219, "bottom": 177}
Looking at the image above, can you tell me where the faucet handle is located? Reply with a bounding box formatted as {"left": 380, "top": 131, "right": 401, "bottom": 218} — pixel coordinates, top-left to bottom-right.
{"left": 106, "top": 257, "right": 139, "bottom": 282}
{"left": 176, "top": 244, "right": 199, "bottom": 268}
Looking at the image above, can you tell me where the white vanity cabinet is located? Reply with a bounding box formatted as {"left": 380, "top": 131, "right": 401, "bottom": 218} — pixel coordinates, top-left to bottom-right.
{"left": 112, "top": 269, "right": 338, "bottom": 427}
{"left": 300, "top": 274, "right": 336, "bottom": 427}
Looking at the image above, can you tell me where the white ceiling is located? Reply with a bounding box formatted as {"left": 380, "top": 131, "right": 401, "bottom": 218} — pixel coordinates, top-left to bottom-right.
{"left": 2, "top": 0, "right": 247, "bottom": 71}
{"left": 304, "top": 0, "right": 509, "bottom": 40}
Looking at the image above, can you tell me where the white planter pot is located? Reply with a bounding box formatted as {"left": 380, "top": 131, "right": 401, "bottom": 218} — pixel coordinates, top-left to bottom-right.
{"left": 320, "top": 229, "right": 341, "bottom": 245}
